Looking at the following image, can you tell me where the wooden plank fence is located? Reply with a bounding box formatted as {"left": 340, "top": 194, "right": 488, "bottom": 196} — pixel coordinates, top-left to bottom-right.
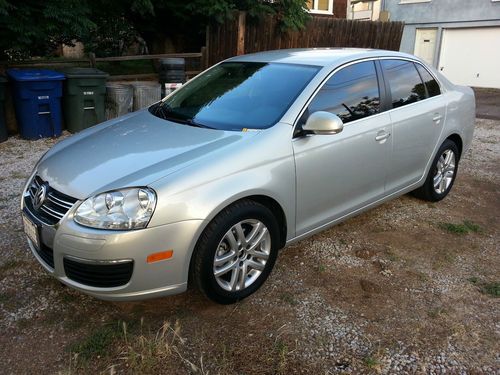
{"left": 206, "top": 12, "right": 405, "bottom": 67}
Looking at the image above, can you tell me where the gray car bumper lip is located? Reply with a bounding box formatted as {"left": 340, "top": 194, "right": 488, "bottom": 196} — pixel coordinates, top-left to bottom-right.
{"left": 25, "top": 212, "right": 204, "bottom": 301}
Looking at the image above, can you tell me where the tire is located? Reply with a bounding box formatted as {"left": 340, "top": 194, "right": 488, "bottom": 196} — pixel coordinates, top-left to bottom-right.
{"left": 412, "top": 139, "right": 460, "bottom": 202}
{"left": 159, "top": 72, "right": 186, "bottom": 84}
{"left": 159, "top": 58, "right": 185, "bottom": 71}
{"left": 191, "top": 200, "right": 280, "bottom": 304}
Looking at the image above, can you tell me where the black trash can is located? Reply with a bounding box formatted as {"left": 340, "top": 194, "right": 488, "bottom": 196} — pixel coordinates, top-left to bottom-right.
{"left": 60, "top": 68, "right": 108, "bottom": 133}
{"left": 0, "top": 75, "right": 7, "bottom": 142}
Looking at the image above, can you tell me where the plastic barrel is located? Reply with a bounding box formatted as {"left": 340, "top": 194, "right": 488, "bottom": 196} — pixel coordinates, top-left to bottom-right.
{"left": 60, "top": 68, "right": 108, "bottom": 133}
{"left": 6, "top": 69, "right": 65, "bottom": 140}
{"left": 0, "top": 75, "right": 7, "bottom": 142}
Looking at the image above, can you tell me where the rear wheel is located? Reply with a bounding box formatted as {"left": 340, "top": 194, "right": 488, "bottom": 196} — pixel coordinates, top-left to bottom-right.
{"left": 413, "top": 139, "right": 460, "bottom": 202}
{"left": 191, "top": 200, "right": 280, "bottom": 304}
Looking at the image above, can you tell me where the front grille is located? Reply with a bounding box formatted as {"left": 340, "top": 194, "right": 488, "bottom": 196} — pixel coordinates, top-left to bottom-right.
{"left": 25, "top": 176, "right": 78, "bottom": 225}
{"left": 37, "top": 242, "right": 55, "bottom": 268}
{"left": 63, "top": 258, "right": 134, "bottom": 288}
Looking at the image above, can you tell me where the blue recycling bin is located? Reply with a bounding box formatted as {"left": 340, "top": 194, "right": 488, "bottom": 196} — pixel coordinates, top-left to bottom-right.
{"left": 7, "top": 69, "right": 65, "bottom": 140}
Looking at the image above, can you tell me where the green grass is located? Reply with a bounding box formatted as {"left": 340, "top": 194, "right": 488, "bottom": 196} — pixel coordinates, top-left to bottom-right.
{"left": 467, "top": 278, "right": 499, "bottom": 297}
{"left": 363, "top": 355, "right": 380, "bottom": 369}
{"left": 279, "top": 292, "right": 298, "bottom": 306}
{"left": 481, "top": 282, "right": 500, "bottom": 297}
{"left": 69, "top": 321, "right": 123, "bottom": 360}
{"left": 438, "top": 220, "right": 482, "bottom": 235}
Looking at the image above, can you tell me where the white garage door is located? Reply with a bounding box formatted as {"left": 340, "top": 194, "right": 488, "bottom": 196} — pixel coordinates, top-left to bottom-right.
{"left": 439, "top": 27, "right": 500, "bottom": 89}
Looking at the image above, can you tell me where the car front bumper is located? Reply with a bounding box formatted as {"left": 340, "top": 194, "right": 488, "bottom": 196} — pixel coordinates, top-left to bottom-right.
{"left": 22, "top": 197, "right": 204, "bottom": 301}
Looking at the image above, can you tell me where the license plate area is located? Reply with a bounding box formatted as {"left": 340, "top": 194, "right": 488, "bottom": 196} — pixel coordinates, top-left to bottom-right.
{"left": 23, "top": 213, "right": 40, "bottom": 250}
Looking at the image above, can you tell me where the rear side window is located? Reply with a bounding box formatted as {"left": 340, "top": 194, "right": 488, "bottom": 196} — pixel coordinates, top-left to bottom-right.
{"left": 381, "top": 59, "right": 426, "bottom": 108}
{"left": 415, "top": 63, "right": 441, "bottom": 97}
{"left": 305, "top": 61, "right": 380, "bottom": 124}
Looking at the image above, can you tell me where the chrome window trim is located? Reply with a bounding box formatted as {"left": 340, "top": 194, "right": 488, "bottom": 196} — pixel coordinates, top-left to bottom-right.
{"left": 292, "top": 56, "right": 444, "bottom": 135}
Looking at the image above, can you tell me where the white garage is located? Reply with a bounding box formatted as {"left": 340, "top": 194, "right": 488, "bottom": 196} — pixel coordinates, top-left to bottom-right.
{"left": 437, "top": 27, "right": 500, "bottom": 89}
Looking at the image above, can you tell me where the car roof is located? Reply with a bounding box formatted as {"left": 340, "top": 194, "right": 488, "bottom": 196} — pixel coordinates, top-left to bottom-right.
{"left": 226, "top": 48, "right": 420, "bottom": 68}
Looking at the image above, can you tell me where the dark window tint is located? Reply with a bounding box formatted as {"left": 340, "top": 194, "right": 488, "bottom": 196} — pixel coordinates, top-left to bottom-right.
{"left": 381, "top": 59, "right": 426, "bottom": 108}
{"left": 415, "top": 63, "right": 440, "bottom": 97}
{"left": 305, "top": 61, "right": 380, "bottom": 124}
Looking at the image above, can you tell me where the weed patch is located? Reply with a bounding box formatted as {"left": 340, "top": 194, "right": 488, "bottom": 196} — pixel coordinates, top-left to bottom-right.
{"left": 438, "top": 220, "right": 482, "bottom": 234}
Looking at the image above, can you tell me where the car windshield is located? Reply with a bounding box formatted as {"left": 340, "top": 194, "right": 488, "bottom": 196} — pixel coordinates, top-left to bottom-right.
{"left": 149, "top": 62, "right": 320, "bottom": 131}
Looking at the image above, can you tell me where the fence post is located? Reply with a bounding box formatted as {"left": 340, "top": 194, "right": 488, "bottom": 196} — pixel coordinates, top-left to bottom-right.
{"left": 237, "top": 11, "right": 246, "bottom": 55}
{"left": 89, "top": 52, "right": 96, "bottom": 68}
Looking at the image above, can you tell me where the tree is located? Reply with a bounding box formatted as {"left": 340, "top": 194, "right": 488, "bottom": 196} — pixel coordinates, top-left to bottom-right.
{"left": 0, "top": 0, "right": 94, "bottom": 60}
{"left": 0, "top": 0, "right": 310, "bottom": 59}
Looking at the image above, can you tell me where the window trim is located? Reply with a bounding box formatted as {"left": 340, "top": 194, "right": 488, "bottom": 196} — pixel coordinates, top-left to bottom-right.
{"left": 292, "top": 57, "right": 443, "bottom": 137}
{"left": 399, "top": 0, "right": 431, "bottom": 4}
{"left": 308, "top": 0, "right": 334, "bottom": 14}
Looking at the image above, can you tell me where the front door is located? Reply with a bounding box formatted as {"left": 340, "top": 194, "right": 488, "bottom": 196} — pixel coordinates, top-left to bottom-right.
{"left": 414, "top": 28, "right": 437, "bottom": 66}
{"left": 293, "top": 61, "right": 391, "bottom": 236}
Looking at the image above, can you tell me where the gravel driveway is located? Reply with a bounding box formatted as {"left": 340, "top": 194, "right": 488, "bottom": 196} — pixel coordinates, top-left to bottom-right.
{"left": 0, "top": 118, "right": 498, "bottom": 374}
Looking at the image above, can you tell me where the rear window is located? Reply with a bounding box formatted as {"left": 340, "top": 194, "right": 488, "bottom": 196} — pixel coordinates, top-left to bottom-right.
{"left": 381, "top": 59, "right": 426, "bottom": 108}
{"left": 415, "top": 63, "right": 441, "bottom": 97}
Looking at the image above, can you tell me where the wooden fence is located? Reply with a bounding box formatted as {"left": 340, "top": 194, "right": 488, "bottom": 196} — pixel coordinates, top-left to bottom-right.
{"left": 206, "top": 12, "right": 405, "bottom": 67}
{"left": 1, "top": 52, "right": 205, "bottom": 80}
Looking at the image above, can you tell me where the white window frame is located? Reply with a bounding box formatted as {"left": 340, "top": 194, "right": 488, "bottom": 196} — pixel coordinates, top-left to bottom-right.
{"left": 399, "top": 0, "right": 431, "bottom": 4}
{"left": 308, "top": 0, "right": 334, "bottom": 14}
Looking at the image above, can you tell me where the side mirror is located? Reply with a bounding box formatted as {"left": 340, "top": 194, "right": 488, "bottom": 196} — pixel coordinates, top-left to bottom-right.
{"left": 302, "top": 111, "right": 344, "bottom": 135}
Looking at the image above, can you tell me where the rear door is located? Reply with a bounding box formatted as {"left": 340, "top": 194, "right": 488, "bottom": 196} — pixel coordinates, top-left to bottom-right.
{"left": 380, "top": 59, "right": 446, "bottom": 193}
{"left": 293, "top": 60, "right": 392, "bottom": 236}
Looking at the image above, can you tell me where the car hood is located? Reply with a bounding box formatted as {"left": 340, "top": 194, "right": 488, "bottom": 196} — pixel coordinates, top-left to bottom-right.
{"left": 37, "top": 110, "right": 258, "bottom": 200}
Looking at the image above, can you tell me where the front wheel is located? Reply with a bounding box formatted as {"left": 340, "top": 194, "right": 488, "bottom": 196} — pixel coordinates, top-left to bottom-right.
{"left": 191, "top": 200, "right": 280, "bottom": 304}
{"left": 413, "top": 139, "right": 460, "bottom": 202}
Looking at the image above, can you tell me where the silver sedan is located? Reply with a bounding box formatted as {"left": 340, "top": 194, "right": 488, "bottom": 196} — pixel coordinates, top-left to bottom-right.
{"left": 21, "top": 49, "right": 475, "bottom": 304}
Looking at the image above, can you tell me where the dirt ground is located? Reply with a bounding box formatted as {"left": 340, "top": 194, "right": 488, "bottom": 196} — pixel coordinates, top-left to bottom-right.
{"left": 0, "top": 118, "right": 498, "bottom": 375}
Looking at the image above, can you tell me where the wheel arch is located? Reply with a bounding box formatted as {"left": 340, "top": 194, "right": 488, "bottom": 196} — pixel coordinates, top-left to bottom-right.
{"left": 445, "top": 133, "right": 463, "bottom": 159}
{"left": 186, "top": 194, "right": 288, "bottom": 285}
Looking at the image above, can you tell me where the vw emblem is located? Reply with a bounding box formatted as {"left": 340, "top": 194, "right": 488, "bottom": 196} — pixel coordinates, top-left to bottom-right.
{"left": 33, "top": 183, "right": 48, "bottom": 210}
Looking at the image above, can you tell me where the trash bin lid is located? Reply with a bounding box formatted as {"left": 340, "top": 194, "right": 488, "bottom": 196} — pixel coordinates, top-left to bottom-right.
{"left": 6, "top": 69, "right": 65, "bottom": 82}
{"left": 60, "top": 67, "right": 109, "bottom": 79}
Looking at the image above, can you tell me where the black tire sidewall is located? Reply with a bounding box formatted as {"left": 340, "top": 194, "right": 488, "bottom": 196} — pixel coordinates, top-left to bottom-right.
{"left": 193, "top": 201, "right": 280, "bottom": 304}
{"left": 425, "top": 140, "right": 460, "bottom": 201}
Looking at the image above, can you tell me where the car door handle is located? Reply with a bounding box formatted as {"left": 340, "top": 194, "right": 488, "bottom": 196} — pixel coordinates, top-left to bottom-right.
{"left": 433, "top": 114, "right": 442, "bottom": 123}
{"left": 375, "top": 131, "right": 391, "bottom": 142}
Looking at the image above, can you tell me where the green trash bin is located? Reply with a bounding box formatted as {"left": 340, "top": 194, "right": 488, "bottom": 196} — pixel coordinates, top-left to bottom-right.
{"left": 0, "top": 75, "right": 7, "bottom": 142}
{"left": 60, "top": 68, "right": 108, "bottom": 133}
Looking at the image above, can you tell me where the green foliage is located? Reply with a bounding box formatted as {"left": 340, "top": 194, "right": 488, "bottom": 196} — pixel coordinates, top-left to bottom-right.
{"left": 0, "top": 0, "right": 310, "bottom": 59}
{"left": 0, "top": 0, "right": 94, "bottom": 60}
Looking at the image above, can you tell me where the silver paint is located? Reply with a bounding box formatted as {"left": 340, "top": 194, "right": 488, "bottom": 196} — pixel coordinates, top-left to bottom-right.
{"left": 21, "top": 48, "right": 476, "bottom": 301}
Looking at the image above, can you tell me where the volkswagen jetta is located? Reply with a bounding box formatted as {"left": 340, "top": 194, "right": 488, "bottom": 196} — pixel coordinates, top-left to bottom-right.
{"left": 21, "top": 49, "right": 475, "bottom": 304}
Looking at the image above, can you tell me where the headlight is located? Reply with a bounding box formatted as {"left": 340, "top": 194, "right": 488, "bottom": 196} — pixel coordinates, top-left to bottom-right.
{"left": 74, "top": 188, "right": 157, "bottom": 230}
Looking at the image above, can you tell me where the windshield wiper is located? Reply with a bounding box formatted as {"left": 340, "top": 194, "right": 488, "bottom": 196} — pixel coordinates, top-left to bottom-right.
{"left": 150, "top": 103, "right": 212, "bottom": 129}
{"left": 175, "top": 117, "right": 213, "bottom": 129}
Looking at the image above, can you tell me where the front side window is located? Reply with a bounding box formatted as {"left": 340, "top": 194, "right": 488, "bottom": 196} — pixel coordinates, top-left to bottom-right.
{"left": 415, "top": 63, "right": 441, "bottom": 97}
{"left": 381, "top": 59, "right": 427, "bottom": 108}
{"left": 303, "top": 61, "right": 381, "bottom": 124}
{"left": 150, "top": 62, "right": 319, "bottom": 131}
